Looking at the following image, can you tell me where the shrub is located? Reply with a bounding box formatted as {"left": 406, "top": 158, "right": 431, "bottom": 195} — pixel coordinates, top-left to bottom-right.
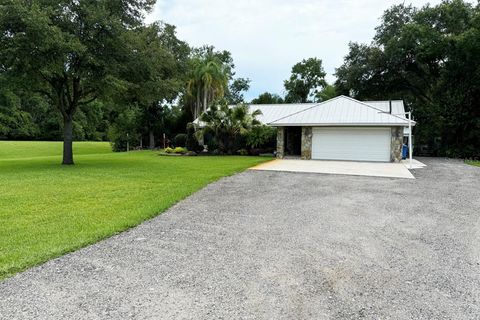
{"left": 246, "top": 126, "right": 277, "bottom": 149}
{"left": 173, "top": 133, "right": 187, "bottom": 147}
{"left": 164, "top": 147, "right": 174, "bottom": 153}
{"left": 237, "top": 149, "right": 248, "bottom": 156}
{"left": 186, "top": 123, "right": 202, "bottom": 152}
{"left": 206, "top": 136, "right": 218, "bottom": 153}
{"left": 174, "top": 147, "right": 187, "bottom": 154}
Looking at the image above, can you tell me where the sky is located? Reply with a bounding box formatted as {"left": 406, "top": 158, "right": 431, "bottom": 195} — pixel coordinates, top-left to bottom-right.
{"left": 146, "top": 0, "right": 465, "bottom": 101}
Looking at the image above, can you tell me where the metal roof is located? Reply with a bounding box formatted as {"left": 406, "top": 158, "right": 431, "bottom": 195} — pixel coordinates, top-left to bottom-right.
{"left": 193, "top": 102, "right": 316, "bottom": 126}
{"left": 267, "top": 96, "right": 414, "bottom": 127}
{"left": 194, "top": 96, "right": 414, "bottom": 129}
{"left": 363, "top": 101, "right": 412, "bottom": 135}
{"left": 248, "top": 103, "right": 316, "bottom": 124}
{"left": 364, "top": 100, "right": 405, "bottom": 115}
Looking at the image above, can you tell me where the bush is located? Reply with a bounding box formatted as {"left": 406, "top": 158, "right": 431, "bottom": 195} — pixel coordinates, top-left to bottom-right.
{"left": 212, "top": 149, "right": 221, "bottom": 155}
{"left": 174, "top": 147, "right": 187, "bottom": 154}
{"left": 246, "top": 126, "right": 277, "bottom": 149}
{"left": 173, "top": 133, "right": 187, "bottom": 147}
{"left": 206, "top": 138, "right": 218, "bottom": 153}
{"left": 237, "top": 149, "right": 248, "bottom": 156}
{"left": 164, "top": 147, "right": 187, "bottom": 154}
{"left": 186, "top": 123, "right": 202, "bottom": 152}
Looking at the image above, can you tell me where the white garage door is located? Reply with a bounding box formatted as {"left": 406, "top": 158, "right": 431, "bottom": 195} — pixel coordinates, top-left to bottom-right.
{"left": 312, "top": 127, "right": 391, "bottom": 162}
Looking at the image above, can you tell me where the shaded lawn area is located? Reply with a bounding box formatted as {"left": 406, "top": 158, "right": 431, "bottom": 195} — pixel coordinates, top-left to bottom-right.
{"left": 0, "top": 141, "right": 271, "bottom": 279}
{"left": 466, "top": 160, "right": 480, "bottom": 167}
{"left": 0, "top": 140, "right": 112, "bottom": 160}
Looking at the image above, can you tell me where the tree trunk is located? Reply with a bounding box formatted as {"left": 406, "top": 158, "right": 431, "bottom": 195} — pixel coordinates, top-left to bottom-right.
{"left": 203, "top": 86, "right": 208, "bottom": 113}
{"left": 196, "top": 92, "right": 201, "bottom": 119}
{"left": 62, "top": 116, "right": 74, "bottom": 165}
{"left": 149, "top": 130, "right": 155, "bottom": 149}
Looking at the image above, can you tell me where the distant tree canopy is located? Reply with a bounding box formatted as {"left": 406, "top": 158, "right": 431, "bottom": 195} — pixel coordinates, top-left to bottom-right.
{"left": 316, "top": 84, "right": 337, "bottom": 102}
{"left": 251, "top": 92, "right": 284, "bottom": 104}
{"left": 120, "top": 22, "right": 190, "bottom": 150}
{"left": 284, "top": 57, "right": 327, "bottom": 103}
{"left": 335, "top": 0, "right": 480, "bottom": 157}
{"left": 226, "top": 77, "right": 251, "bottom": 105}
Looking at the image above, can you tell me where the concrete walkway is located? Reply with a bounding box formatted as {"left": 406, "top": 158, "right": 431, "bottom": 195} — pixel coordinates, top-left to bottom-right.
{"left": 1, "top": 158, "right": 479, "bottom": 319}
{"left": 251, "top": 159, "right": 415, "bottom": 179}
{"left": 402, "top": 158, "right": 427, "bottom": 169}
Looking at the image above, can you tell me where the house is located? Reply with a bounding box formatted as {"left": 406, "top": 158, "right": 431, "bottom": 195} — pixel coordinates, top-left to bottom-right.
{"left": 250, "top": 96, "right": 415, "bottom": 162}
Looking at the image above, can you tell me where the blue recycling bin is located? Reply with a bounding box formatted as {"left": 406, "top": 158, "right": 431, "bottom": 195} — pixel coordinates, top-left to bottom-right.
{"left": 402, "top": 144, "right": 408, "bottom": 160}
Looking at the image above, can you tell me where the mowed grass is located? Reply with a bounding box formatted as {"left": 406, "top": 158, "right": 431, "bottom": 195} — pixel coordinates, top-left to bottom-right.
{"left": 0, "top": 141, "right": 271, "bottom": 279}
{"left": 0, "top": 140, "right": 112, "bottom": 160}
{"left": 466, "top": 160, "right": 480, "bottom": 167}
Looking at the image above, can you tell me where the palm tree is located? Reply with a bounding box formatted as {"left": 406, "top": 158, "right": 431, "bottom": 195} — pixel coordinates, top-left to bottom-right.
{"left": 187, "top": 58, "right": 228, "bottom": 119}
{"left": 195, "top": 103, "right": 262, "bottom": 153}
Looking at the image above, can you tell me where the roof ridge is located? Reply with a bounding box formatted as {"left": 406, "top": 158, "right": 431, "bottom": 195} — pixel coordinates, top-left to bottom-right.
{"left": 247, "top": 102, "right": 316, "bottom": 107}
{"left": 268, "top": 96, "right": 345, "bottom": 124}
{"left": 364, "top": 100, "right": 404, "bottom": 102}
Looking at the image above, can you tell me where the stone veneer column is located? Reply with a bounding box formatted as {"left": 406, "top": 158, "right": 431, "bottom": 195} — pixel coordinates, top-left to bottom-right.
{"left": 301, "top": 127, "right": 312, "bottom": 160}
{"left": 391, "top": 127, "right": 403, "bottom": 162}
{"left": 276, "top": 127, "right": 285, "bottom": 159}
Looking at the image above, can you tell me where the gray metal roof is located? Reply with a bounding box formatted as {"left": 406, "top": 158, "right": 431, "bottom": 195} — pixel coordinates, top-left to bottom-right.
{"left": 363, "top": 101, "right": 412, "bottom": 135}
{"left": 267, "top": 96, "right": 413, "bottom": 127}
{"left": 248, "top": 103, "right": 316, "bottom": 124}
{"left": 364, "top": 100, "right": 405, "bottom": 116}
{"left": 193, "top": 102, "right": 316, "bottom": 126}
{"left": 194, "top": 96, "right": 414, "bottom": 129}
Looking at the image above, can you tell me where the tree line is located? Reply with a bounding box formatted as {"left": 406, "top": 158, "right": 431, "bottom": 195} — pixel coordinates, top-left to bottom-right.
{"left": 1, "top": 0, "right": 479, "bottom": 163}
{"left": 334, "top": 0, "right": 480, "bottom": 158}
{"left": 252, "top": 1, "right": 480, "bottom": 158}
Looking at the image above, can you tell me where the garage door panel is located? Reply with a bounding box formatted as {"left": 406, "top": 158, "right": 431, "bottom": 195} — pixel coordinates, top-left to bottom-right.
{"left": 312, "top": 128, "right": 391, "bottom": 162}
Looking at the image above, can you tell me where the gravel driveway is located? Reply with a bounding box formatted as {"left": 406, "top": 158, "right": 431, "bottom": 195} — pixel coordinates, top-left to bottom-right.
{"left": 1, "top": 158, "right": 479, "bottom": 319}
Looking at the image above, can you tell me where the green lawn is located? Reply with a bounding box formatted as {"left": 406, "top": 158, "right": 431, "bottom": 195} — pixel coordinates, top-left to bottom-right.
{"left": 466, "top": 160, "right": 480, "bottom": 167}
{"left": 0, "top": 141, "right": 270, "bottom": 279}
{"left": 0, "top": 140, "right": 112, "bottom": 160}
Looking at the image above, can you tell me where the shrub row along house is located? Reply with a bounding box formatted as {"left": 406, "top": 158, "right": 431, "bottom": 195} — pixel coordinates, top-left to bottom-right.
{"left": 231, "top": 96, "right": 414, "bottom": 162}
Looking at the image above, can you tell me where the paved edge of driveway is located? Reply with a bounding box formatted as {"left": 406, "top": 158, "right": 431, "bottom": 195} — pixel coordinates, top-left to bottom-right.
{"left": 250, "top": 159, "right": 415, "bottom": 179}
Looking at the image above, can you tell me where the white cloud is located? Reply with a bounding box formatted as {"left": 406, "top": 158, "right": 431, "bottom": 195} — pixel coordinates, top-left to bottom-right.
{"left": 146, "top": 0, "right": 471, "bottom": 100}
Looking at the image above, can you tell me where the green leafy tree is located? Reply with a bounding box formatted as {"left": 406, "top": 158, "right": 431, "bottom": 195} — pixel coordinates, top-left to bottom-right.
{"left": 186, "top": 46, "right": 234, "bottom": 118}
{"left": 108, "top": 105, "right": 141, "bottom": 152}
{"left": 226, "top": 77, "right": 251, "bottom": 105}
{"left": 0, "top": 0, "right": 154, "bottom": 164}
{"left": 123, "top": 22, "right": 189, "bottom": 149}
{"left": 315, "top": 84, "right": 337, "bottom": 102}
{"left": 251, "top": 92, "right": 284, "bottom": 104}
{"left": 0, "top": 75, "right": 39, "bottom": 138}
{"left": 284, "top": 58, "right": 327, "bottom": 103}
{"left": 334, "top": 0, "right": 480, "bottom": 157}
{"left": 187, "top": 58, "right": 229, "bottom": 119}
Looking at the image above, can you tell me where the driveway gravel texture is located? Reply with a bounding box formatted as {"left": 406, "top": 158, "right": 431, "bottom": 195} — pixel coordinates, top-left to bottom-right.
{"left": 1, "top": 158, "right": 479, "bottom": 319}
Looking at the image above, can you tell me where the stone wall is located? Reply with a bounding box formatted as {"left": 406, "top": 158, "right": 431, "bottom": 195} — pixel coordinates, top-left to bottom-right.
{"left": 276, "top": 127, "right": 285, "bottom": 159}
{"left": 391, "top": 127, "right": 403, "bottom": 162}
{"left": 301, "top": 127, "right": 312, "bottom": 160}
